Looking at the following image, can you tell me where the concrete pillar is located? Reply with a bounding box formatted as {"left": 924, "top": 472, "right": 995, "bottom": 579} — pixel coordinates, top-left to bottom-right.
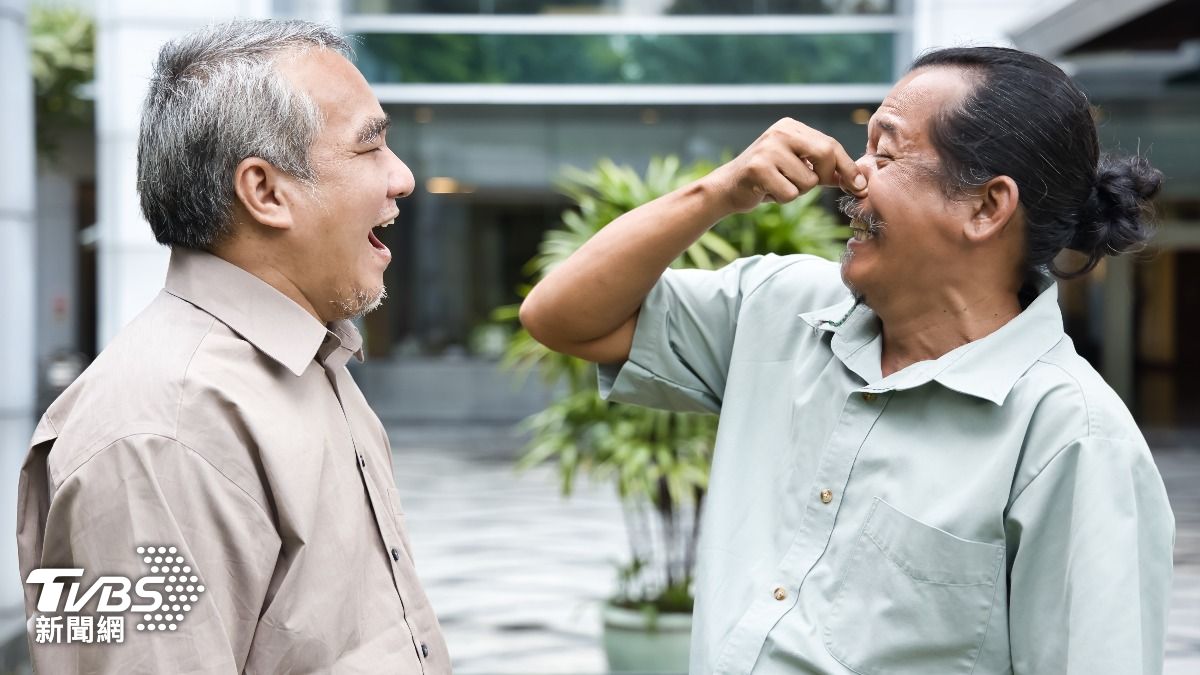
{"left": 911, "top": 0, "right": 1045, "bottom": 53}
{"left": 94, "top": 0, "right": 271, "bottom": 347}
{"left": 0, "top": 0, "right": 37, "bottom": 611}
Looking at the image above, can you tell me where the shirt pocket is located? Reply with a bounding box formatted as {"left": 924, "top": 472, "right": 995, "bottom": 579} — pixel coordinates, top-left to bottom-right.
{"left": 823, "top": 497, "right": 1004, "bottom": 675}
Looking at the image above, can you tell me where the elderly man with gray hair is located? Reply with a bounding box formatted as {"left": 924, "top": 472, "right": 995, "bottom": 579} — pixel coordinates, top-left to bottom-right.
{"left": 17, "top": 20, "right": 448, "bottom": 673}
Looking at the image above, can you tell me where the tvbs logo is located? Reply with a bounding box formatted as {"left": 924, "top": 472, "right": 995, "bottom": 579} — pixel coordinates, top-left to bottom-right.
{"left": 26, "top": 545, "right": 207, "bottom": 643}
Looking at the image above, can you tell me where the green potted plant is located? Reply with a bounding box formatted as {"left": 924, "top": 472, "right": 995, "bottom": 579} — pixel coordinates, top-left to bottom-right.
{"left": 496, "top": 156, "right": 847, "bottom": 672}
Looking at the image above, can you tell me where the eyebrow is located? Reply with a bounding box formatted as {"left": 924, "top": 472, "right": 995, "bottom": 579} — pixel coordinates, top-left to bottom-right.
{"left": 875, "top": 117, "right": 898, "bottom": 138}
{"left": 356, "top": 114, "right": 391, "bottom": 145}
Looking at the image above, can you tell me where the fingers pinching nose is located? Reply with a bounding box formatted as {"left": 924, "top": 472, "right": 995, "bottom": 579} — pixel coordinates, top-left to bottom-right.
{"left": 845, "top": 173, "right": 868, "bottom": 197}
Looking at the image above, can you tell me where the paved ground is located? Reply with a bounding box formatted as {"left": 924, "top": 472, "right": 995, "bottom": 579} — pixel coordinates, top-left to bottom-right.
{"left": 391, "top": 430, "right": 1200, "bottom": 674}
{"left": 1158, "top": 448, "right": 1200, "bottom": 675}
{"left": 391, "top": 429, "right": 627, "bottom": 673}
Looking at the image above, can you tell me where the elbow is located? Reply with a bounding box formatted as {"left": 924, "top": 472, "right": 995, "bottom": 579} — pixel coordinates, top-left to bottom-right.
{"left": 518, "top": 295, "right": 552, "bottom": 348}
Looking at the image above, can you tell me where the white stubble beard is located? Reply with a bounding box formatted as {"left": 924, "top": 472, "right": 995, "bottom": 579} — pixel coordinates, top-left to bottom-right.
{"left": 334, "top": 284, "right": 388, "bottom": 320}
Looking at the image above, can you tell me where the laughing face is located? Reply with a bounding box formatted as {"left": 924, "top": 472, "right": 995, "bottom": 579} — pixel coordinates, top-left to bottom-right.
{"left": 276, "top": 48, "right": 414, "bottom": 322}
{"left": 838, "top": 67, "right": 979, "bottom": 306}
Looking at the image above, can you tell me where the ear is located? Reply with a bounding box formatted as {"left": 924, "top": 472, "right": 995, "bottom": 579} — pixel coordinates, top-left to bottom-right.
{"left": 964, "top": 175, "right": 1019, "bottom": 244}
{"left": 232, "top": 157, "right": 297, "bottom": 231}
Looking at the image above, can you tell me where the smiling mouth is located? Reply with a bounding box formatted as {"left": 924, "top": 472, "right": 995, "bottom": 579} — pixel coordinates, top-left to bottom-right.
{"left": 369, "top": 215, "right": 396, "bottom": 251}
{"left": 838, "top": 195, "right": 885, "bottom": 242}
{"left": 850, "top": 221, "right": 876, "bottom": 242}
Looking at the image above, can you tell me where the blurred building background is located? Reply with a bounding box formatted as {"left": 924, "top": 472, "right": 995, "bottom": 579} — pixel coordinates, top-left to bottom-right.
{"left": 11, "top": 0, "right": 1200, "bottom": 430}
{"left": 1, "top": 0, "right": 1198, "bottom": 670}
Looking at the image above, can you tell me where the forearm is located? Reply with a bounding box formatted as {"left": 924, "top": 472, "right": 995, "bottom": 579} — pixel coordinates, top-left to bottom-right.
{"left": 520, "top": 176, "right": 731, "bottom": 350}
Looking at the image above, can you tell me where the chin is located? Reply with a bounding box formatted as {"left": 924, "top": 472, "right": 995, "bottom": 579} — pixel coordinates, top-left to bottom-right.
{"left": 838, "top": 252, "right": 870, "bottom": 304}
{"left": 334, "top": 284, "right": 388, "bottom": 320}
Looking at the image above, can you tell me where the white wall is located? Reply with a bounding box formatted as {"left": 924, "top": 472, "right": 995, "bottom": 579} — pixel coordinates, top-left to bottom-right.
{"left": 911, "top": 0, "right": 1061, "bottom": 54}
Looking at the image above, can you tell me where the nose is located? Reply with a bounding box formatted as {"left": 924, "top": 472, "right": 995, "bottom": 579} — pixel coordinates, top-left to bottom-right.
{"left": 386, "top": 147, "right": 415, "bottom": 199}
{"left": 854, "top": 153, "right": 874, "bottom": 177}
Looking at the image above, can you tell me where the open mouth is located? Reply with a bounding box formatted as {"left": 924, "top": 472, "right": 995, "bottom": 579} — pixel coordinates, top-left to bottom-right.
{"left": 839, "top": 195, "right": 885, "bottom": 243}
{"left": 368, "top": 216, "right": 395, "bottom": 256}
{"left": 850, "top": 221, "right": 876, "bottom": 242}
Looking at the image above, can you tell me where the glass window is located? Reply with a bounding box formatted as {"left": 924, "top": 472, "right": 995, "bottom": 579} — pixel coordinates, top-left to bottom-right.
{"left": 345, "top": 0, "right": 895, "bottom": 15}
{"left": 354, "top": 32, "right": 895, "bottom": 84}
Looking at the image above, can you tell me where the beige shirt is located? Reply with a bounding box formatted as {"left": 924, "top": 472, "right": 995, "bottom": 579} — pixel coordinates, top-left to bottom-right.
{"left": 17, "top": 249, "right": 449, "bottom": 674}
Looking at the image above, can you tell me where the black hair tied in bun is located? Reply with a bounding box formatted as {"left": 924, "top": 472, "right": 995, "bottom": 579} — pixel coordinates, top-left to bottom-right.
{"left": 1069, "top": 154, "right": 1163, "bottom": 275}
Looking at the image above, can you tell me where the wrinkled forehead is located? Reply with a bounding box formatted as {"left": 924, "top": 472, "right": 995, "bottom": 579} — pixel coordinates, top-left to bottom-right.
{"left": 275, "top": 48, "right": 382, "bottom": 144}
{"left": 872, "top": 67, "right": 977, "bottom": 146}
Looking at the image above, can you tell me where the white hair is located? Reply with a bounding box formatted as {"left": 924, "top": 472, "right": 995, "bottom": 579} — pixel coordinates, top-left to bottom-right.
{"left": 137, "top": 19, "right": 350, "bottom": 249}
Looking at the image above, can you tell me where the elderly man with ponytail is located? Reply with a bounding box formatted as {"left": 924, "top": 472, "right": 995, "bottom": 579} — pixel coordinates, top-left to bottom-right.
{"left": 521, "top": 47, "right": 1174, "bottom": 674}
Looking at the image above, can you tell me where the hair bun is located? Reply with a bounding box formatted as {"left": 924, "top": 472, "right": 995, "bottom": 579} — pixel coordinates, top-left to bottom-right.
{"left": 1071, "top": 154, "right": 1162, "bottom": 260}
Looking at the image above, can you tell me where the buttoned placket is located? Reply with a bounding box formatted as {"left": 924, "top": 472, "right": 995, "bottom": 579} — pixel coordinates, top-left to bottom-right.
{"left": 319, "top": 337, "right": 430, "bottom": 671}
{"left": 713, "top": 386, "right": 891, "bottom": 675}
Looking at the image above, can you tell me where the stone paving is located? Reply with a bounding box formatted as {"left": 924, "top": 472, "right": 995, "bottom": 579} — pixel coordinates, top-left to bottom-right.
{"left": 390, "top": 430, "right": 1200, "bottom": 674}
{"left": 1158, "top": 448, "right": 1200, "bottom": 675}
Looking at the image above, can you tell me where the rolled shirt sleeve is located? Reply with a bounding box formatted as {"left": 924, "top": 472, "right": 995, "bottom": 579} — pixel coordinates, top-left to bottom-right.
{"left": 1006, "top": 436, "right": 1175, "bottom": 674}
{"left": 599, "top": 254, "right": 836, "bottom": 413}
{"left": 23, "top": 434, "right": 281, "bottom": 674}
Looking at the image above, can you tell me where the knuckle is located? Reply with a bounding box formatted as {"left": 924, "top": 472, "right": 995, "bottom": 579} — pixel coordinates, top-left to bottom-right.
{"left": 746, "top": 157, "right": 769, "bottom": 176}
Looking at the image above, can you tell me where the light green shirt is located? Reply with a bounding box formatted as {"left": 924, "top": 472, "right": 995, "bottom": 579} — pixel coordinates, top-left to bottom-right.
{"left": 599, "top": 254, "right": 1174, "bottom": 675}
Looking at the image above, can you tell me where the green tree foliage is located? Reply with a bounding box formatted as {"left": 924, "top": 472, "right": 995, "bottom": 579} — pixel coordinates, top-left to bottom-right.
{"left": 29, "top": 6, "right": 95, "bottom": 159}
{"left": 497, "top": 156, "right": 847, "bottom": 611}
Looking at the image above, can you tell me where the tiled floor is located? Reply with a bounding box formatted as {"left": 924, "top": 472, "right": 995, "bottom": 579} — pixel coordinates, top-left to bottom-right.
{"left": 1158, "top": 449, "right": 1200, "bottom": 675}
{"left": 391, "top": 432, "right": 1200, "bottom": 674}
{"left": 391, "top": 436, "right": 628, "bottom": 673}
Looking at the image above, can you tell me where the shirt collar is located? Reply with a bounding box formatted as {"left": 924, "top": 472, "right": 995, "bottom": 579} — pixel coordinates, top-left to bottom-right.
{"left": 164, "top": 248, "right": 365, "bottom": 376}
{"left": 798, "top": 274, "right": 1065, "bottom": 405}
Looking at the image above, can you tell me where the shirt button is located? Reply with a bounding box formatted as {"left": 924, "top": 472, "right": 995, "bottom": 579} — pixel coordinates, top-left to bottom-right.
{"left": 772, "top": 586, "right": 788, "bottom": 602}
{"left": 358, "top": 454, "right": 365, "bottom": 467}
{"left": 391, "top": 547, "right": 401, "bottom": 561}
{"left": 421, "top": 642, "right": 429, "bottom": 658}
{"left": 820, "top": 489, "right": 834, "bottom": 504}
{"left": 861, "top": 392, "right": 878, "bottom": 402}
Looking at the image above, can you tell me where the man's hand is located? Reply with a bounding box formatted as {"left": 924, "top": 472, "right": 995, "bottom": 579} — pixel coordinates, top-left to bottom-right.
{"left": 704, "top": 118, "right": 868, "bottom": 214}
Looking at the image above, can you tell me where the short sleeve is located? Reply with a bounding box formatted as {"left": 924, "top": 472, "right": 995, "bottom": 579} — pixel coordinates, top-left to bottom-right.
{"left": 1005, "top": 436, "right": 1175, "bottom": 675}
{"left": 599, "top": 254, "right": 839, "bottom": 413}
{"left": 26, "top": 434, "right": 282, "bottom": 674}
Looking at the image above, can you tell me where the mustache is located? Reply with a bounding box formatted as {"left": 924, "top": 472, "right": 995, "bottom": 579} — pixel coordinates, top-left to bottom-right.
{"left": 837, "top": 195, "right": 886, "bottom": 234}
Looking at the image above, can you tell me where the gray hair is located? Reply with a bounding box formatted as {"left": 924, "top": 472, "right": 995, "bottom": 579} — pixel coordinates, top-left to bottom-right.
{"left": 137, "top": 19, "right": 350, "bottom": 249}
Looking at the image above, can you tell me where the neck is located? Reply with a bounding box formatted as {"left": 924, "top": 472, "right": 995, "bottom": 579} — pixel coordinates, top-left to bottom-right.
{"left": 873, "top": 282, "right": 1022, "bottom": 378}
{"left": 210, "top": 241, "right": 329, "bottom": 325}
